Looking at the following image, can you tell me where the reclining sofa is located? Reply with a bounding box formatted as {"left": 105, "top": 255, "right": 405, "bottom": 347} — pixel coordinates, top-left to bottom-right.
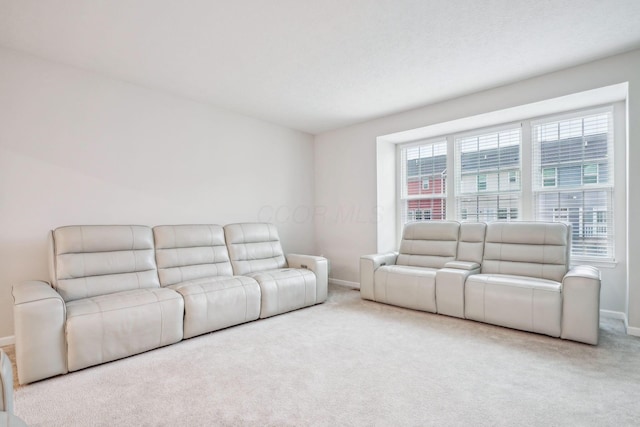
{"left": 360, "top": 221, "right": 601, "bottom": 345}
{"left": 12, "top": 223, "right": 327, "bottom": 385}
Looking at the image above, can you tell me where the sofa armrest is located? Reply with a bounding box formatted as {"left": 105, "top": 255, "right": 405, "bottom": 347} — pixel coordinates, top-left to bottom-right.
{"left": 359, "top": 252, "right": 398, "bottom": 301}
{"left": 436, "top": 267, "right": 480, "bottom": 319}
{"left": 561, "top": 265, "right": 601, "bottom": 345}
{"left": 286, "top": 254, "right": 329, "bottom": 303}
{"left": 443, "top": 260, "right": 481, "bottom": 271}
{"left": 12, "top": 280, "right": 68, "bottom": 384}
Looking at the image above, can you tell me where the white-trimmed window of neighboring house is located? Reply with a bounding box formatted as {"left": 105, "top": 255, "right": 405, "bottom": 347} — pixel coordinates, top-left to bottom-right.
{"left": 543, "top": 167, "right": 557, "bottom": 187}
{"left": 583, "top": 163, "right": 598, "bottom": 184}
{"left": 399, "top": 139, "right": 447, "bottom": 224}
{"left": 532, "top": 108, "right": 614, "bottom": 261}
{"left": 412, "top": 208, "right": 432, "bottom": 221}
{"left": 498, "top": 207, "right": 518, "bottom": 220}
{"left": 553, "top": 207, "right": 569, "bottom": 222}
{"left": 455, "top": 126, "right": 521, "bottom": 222}
{"left": 477, "top": 174, "right": 487, "bottom": 191}
{"left": 422, "top": 177, "right": 430, "bottom": 190}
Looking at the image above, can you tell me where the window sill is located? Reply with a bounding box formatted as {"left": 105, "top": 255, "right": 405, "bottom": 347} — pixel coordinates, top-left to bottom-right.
{"left": 571, "top": 259, "right": 617, "bottom": 269}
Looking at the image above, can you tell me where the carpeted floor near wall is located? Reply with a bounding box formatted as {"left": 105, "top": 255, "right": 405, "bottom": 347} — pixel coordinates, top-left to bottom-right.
{"left": 4, "top": 284, "right": 640, "bottom": 426}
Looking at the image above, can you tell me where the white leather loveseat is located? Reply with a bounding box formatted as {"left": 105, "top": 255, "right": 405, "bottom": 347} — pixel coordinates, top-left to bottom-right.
{"left": 360, "top": 221, "right": 601, "bottom": 345}
{"left": 12, "top": 223, "right": 327, "bottom": 385}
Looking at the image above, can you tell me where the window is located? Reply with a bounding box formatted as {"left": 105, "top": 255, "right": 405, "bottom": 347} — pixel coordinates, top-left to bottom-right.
{"left": 399, "top": 139, "right": 447, "bottom": 224}
{"left": 413, "top": 208, "right": 432, "bottom": 220}
{"left": 498, "top": 207, "right": 518, "bottom": 220}
{"left": 583, "top": 164, "right": 598, "bottom": 184}
{"left": 532, "top": 109, "right": 614, "bottom": 260}
{"left": 553, "top": 207, "right": 569, "bottom": 222}
{"left": 477, "top": 174, "right": 487, "bottom": 191}
{"left": 542, "top": 167, "right": 557, "bottom": 187}
{"left": 455, "top": 127, "right": 521, "bottom": 222}
{"left": 397, "top": 105, "right": 617, "bottom": 262}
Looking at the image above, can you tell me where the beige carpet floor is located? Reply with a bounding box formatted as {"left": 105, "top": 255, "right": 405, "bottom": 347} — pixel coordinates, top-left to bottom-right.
{"left": 6, "top": 284, "right": 640, "bottom": 426}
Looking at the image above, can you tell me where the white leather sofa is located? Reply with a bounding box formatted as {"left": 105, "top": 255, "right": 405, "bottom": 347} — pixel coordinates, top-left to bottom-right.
{"left": 360, "top": 221, "right": 601, "bottom": 345}
{"left": 12, "top": 223, "right": 327, "bottom": 385}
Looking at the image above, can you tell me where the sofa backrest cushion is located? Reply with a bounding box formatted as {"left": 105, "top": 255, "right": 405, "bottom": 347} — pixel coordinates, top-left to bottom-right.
{"left": 50, "top": 225, "right": 160, "bottom": 302}
{"left": 153, "top": 224, "right": 233, "bottom": 286}
{"left": 224, "top": 223, "right": 286, "bottom": 275}
{"left": 397, "top": 221, "right": 460, "bottom": 268}
{"left": 481, "top": 221, "right": 570, "bottom": 282}
{"left": 457, "top": 222, "right": 487, "bottom": 264}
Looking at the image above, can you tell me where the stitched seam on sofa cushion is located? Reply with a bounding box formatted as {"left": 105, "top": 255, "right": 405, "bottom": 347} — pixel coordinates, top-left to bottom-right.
{"left": 175, "top": 282, "right": 246, "bottom": 295}
{"left": 198, "top": 283, "right": 209, "bottom": 327}
{"left": 482, "top": 279, "right": 486, "bottom": 322}
{"left": 369, "top": 258, "right": 376, "bottom": 301}
{"left": 68, "top": 296, "right": 180, "bottom": 317}
{"left": 154, "top": 290, "right": 164, "bottom": 346}
{"left": 242, "top": 279, "right": 248, "bottom": 321}
{"left": 530, "top": 288, "right": 535, "bottom": 331}
{"left": 276, "top": 276, "right": 280, "bottom": 312}
{"left": 383, "top": 269, "right": 388, "bottom": 302}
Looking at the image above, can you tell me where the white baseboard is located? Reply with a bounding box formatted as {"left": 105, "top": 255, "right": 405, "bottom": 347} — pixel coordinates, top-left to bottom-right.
{"left": 598, "top": 310, "right": 640, "bottom": 337}
{"left": 626, "top": 325, "right": 640, "bottom": 337}
{"left": 329, "top": 278, "right": 359, "bottom": 289}
{"left": 624, "top": 315, "right": 640, "bottom": 337}
{"left": 600, "top": 309, "right": 626, "bottom": 320}
{"left": 0, "top": 335, "right": 15, "bottom": 347}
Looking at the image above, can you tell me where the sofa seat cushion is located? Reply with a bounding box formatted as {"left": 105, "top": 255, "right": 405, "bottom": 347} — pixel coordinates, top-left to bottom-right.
{"left": 373, "top": 265, "right": 437, "bottom": 313}
{"left": 65, "top": 288, "right": 184, "bottom": 372}
{"left": 465, "top": 274, "right": 561, "bottom": 337}
{"left": 169, "top": 276, "right": 261, "bottom": 339}
{"left": 245, "top": 268, "right": 316, "bottom": 318}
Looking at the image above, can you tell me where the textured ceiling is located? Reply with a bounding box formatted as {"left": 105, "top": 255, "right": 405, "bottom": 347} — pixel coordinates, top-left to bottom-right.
{"left": 1, "top": 0, "right": 640, "bottom": 134}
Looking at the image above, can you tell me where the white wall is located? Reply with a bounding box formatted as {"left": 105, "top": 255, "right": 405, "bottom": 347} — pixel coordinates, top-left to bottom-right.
{"left": 0, "top": 47, "right": 315, "bottom": 340}
{"left": 315, "top": 48, "right": 640, "bottom": 332}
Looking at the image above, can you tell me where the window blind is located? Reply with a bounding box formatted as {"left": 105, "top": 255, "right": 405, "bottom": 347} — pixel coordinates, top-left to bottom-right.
{"left": 454, "top": 127, "right": 521, "bottom": 222}
{"left": 532, "top": 109, "right": 614, "bottom": 260}
{"left": 399, "top": 140, "right": 447, "bottom": 225}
